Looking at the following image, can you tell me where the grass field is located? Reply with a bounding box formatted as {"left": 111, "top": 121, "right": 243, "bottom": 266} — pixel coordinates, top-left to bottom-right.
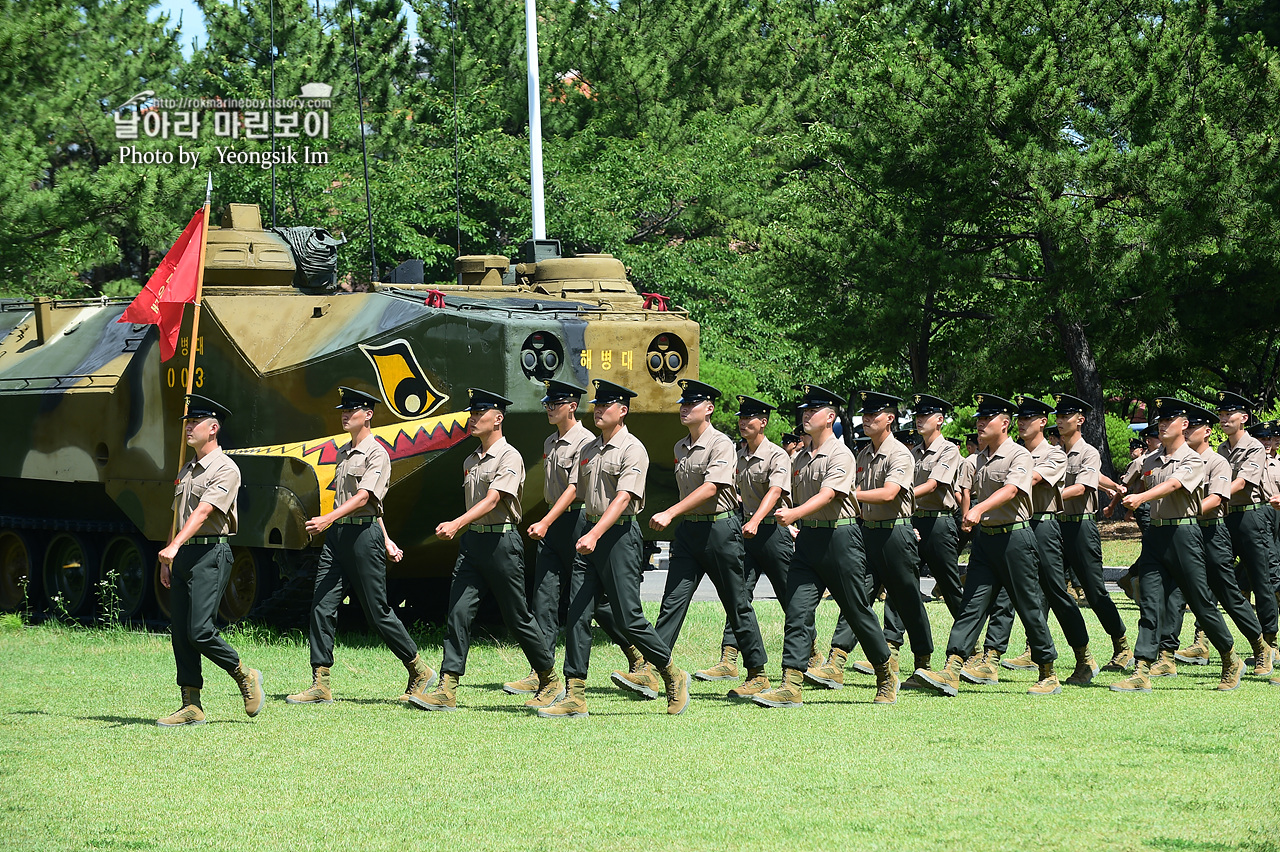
{"left": 2, "top": 590, "right": 1278, "bottom": 852}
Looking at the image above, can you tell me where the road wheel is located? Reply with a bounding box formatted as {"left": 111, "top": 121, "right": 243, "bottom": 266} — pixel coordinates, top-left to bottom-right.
{"left": 43, "top": 533, "right": 98, "bottom": 617}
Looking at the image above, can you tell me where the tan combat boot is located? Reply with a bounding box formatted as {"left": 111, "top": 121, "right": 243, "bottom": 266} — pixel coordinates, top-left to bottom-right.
{"left": 751, "top": 667, "right": 804, "bottom": 708}
{"left": 804, "top": 647, "right": 847, "bottom": 689}
{"left": 852, "top": 642, "right": 898, "bottom": 676}
{"left": 408, "top": 672, "right": 459, "bottom": 711}
{"left": 1110, "top": 659, "right": 1152, "bottom": 693}
{"left": 286, "top": 666, "right": 333, "bottom": 704}
{"left": 157, "top": 686, "right": 206, "bottom": 727}
{"left": 610, "top": 647, "right": 661, "bottom": 700}
{"left": 873, "top": 660, "right": 898, "bottom": 705}
{"left": 1149, "top": 649, "right": 1179, "bottom": 678}
{"left": 657, "top": 661, "right": 690, "bottom": 715}
{"left": 1250, "top": 637, "right": 1275, "bottom": 677}
{"left": 502, "top": 669, "right": 540, "bottom": 695}
{"left": 1266, "top": 632, "right": 1280, "bottom": 666}
{"left": 523, "top": 669, "right": 563, "bottom": 708}
{"left": 1270, "top": 673, "right": 1280, "bottom": 686}
{"left": 1216, "top": 652, "right": 1244, "bottom": 691}
{"left": 1174, "top": 629, "right": 1211, "bottom": 665}
{"left": 399, "top": 654, "right": 438, "bottom": 702}
{"left": 961, "top": 649, "right": 1000, "bottom": 685}
{"left": 727, "top": 667, "right": 770, "bottom": 699}
{"left": 898, "top": 654, "right": 934, "bottom": 690}
{"left": 1000, "top": 645, "right": 1035, "bottom": 671}
{"left": 916, "top": 654, "right": 963, "bottom": 697}
{"left": 808, "top": 638, "right": 824, "bottom": 672}
{"left": 694, "top": 645, "right": 740, "bottom": 681}
{"left": 1027, "top": 662, "right": 1061, "bottom": 695}
{"left": 1063, "top": 646, "right": 1098, "bottom": 686}
{"left": 231, "top": 661, "right": 265, "bottom": 717}
{"left": 1102, "top": 634, "right": 1135, "bottom": 672}
{"left": 536, "top": 677, "right": 588, "bottom": 718}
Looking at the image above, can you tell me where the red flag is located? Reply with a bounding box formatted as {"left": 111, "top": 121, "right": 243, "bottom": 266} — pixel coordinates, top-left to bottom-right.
{"left": 118, "top": 209, "right": 205, "bottom": 361}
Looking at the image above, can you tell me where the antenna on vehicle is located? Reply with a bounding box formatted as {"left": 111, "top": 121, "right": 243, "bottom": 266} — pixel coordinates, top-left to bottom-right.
{"left": 348, "top": 0, "right": 378, "bottom": 283}
{"left": 524, "top": 0, "right": 545, "bottom": 240}
{"left": 269, "top": 0, "right": 277, "bottom": 228}
{"left": 451, "top": 0, "right": 461, "bottom": 258}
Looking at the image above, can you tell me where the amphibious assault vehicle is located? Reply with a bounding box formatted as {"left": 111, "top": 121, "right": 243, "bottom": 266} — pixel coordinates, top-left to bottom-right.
{"left": 0, "top": 204, "right": 699, "bottom": 624}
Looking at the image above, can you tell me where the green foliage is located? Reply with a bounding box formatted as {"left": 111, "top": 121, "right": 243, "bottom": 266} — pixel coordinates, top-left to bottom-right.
{"left": 1105, "top": 413, "right": 1139, "bottom": 474}
{"left": 698, "top": 358, "right": 787, "bottom": 443}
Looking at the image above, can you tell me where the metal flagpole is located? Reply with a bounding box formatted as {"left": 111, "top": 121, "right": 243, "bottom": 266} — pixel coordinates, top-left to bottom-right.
{"left": 524, "top": 0, "right": 546, "bottom": 240}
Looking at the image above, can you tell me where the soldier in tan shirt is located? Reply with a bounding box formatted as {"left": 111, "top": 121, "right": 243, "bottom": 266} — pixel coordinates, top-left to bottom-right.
{"left": 541, "top": 380, "right": 690, "bottom": 718}
{"left": 502, "top": 381, "right": 636, "bottom": 698}
{"left": 155, "top": 395, "right": 263, "bottom": 727}
{"left": 697, "top": 395, "right": 794, "bottom": 686}
{"left": 752, "top": 385, "right": 897, "bottom": 708}
{"left": 411, "top": 388, "right": 558, "bottom": 711}
{"left": 649, "top": 380, "right": 769, "bottom": 699}
{"left": 911, "top": 394, "right": 964, "bottom": 616}
{"left": 1165, "top": 408, "right": 1268, "bottom": 674}
{"left": 1216, "top": 391, "right": 1279, "bottom": 648}
{"left": 916, "top": 394, "right": 1062, "bottom": 697}
{"left": 1114, "top": 397, "right": 1242, "bottom": 692}
{"left": 976, "top": 395, "right": 1098, "bottom": 687}
{"left": 289, "top": 387, "right": 434, "bottom": 707}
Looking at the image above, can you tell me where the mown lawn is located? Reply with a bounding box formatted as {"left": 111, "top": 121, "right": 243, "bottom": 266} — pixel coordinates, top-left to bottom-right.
{"left": 1, "top": 596, "right": 1277, "bottom": 852}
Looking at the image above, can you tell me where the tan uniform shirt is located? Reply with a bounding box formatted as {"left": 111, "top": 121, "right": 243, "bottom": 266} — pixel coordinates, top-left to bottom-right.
{"left": 1219, "top": 432, "right": 1268, "bottom": 506}
{"left": 1028, "top": 439, "right": 1067, "bottom": 515}
{"left": 792, "top": 434, "right": 858, "bottom": 522}
{"left": 463, "top": 437, "right": 524, "bottom": 525}
{"left": 1140, "top": 442, "right": 1205, "bottom": 520}
{"left": 737, "top": 438, "right": 792, "bottom": 517}
{"left": 335, "top": 433, "right": 391, "bottom": 518}
{"left": 1062, "top": 438, "right": 1102, "bottom": 515}
{"left": 573, "top": 425, "right": 648, "bottom": 517}
{"left": 174, "top": 448, "right": 240, "bottom": 535}
{"left": 1123, "top": 457, "right": 1145, "bottom": 491}
{"left": 673, "top": 425, "right": 738, "bottom": 515}
{"left": 543, "top": 422, "right": 595, "bottom": 506}
{"left": 913, "top": 434, "right": 960, "bottom": 512}
{"left": 1263, "top": 454, "right": 1280, "bottom": 502}
{"left": 857, "top": 435, "right": 916, "bottom": 521}
{"left": 956, "top": 454, "right": 977, "bottom": 495}
{"left": 972, "top": 438, "right": 1034, "bottom": 526}
{"left": 1199, "top": 449, "right": 1233, "bottom": 521}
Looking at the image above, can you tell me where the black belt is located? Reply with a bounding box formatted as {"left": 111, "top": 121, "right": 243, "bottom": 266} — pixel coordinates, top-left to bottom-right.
{"left": 585, "top": 513, "right": 636, "bottom": 526}
{"left": 1151, "top": 517, "right": 1197, "bottom": 527}
{"left": 979, "top": 521, "right": 1030, "bottom": 535}
{"left": 802, "top": 518, "right": 857, "bottom": 529}
{"left": 1228, "top": 504, "right": 1264, "bottom": 514}
{"left": 469, "top": 523, "right": 515, "bottom": 533}
{"left": 190, "top": 535, "right": 228, "bottom": 545}
{"left": 1059, "top": 514, "right": 1088, "bottom": 523}
{"left": 862, "top": 517, "right": 912, "bottom": 529}
{"left": 333, "top": 516, "right": 375, "bottom": 526}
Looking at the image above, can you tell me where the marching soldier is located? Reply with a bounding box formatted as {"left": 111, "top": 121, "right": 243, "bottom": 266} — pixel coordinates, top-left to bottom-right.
{"left": 540, "top": 380, "right": 689, "bottom": 717}
{"left": 1215, "top": 392, "right": 1279, "bottom": 658}
{"left": 915, "top": 394, "right": 1062, "bottom": 697}
{"left": 1163, "top": 406, "right": 1271, "bottom": 675}
{"left": 781, "top": 433, "right": 803, "bottom": 459}
{"left": 156, "top": 395, "right": 264, "bottom": 726}
{"left": 1054, "top": 394, "right": 1134, "bottom": 670}
{"left": 696, "top": 395, "right": 793, "bottom": 690}
{"left": 1113, "top": 398, "right": 1243, "bottom": 692}
{"left": 504, "top": 381, "right": 642, "bottom": 698}
{"left": 410, "top": 389, "right": 559, "bottom": 710}
{"left": 910, "top": 394, "right": 964, "bottom": 617}
{"left": 752, "top": 385, "right": 898, "bottom": 708}
{"left": 971, "top": 396, "right": 1098, "bottom": 686}
{"left": 652, "top": 380, "right": 769, "bottom": 698}
{"left": 287, "top": 387, "right": 434, "bottom": 706}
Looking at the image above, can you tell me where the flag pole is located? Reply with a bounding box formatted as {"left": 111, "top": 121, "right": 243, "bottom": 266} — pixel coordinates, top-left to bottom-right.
{"left": 168, "top": 174, "right": 214, "bottom": 541}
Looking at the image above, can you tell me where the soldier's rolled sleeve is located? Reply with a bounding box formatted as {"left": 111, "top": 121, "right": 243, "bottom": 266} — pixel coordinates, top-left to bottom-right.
{"left": 704, "top": 440, "right": 736, "bottom": 487}
{"left": 490, "top": 461, "right": 523, "bottom": 498}
{"left": 1035, "top": 452, "right": 1067, "bottom": 488}
{"left": 356, "top": 454, "right": 390, "bottom": 502}
{"left": 886, "top": 459, "right": 914, "bottom": 492}
{"left": 768, "top": 455, "right": 791, "bottom": 495}
{"left": 200, "top": 464, "right": 239, "bottom": 515}
{"left": 1239, "top": 445, "right": 1266, "bottom": 485}
{"left": 822, "top": 458, "right": 854, "bottom": 496}
{"left": 1006, "top": 461, "right": 1035, "bottom": 499}
{"left": 615, "top": 444, "right": 647, "bottom": 498}
{"left": 1172, "top": 453, "right": 1205, "bottom": 495}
